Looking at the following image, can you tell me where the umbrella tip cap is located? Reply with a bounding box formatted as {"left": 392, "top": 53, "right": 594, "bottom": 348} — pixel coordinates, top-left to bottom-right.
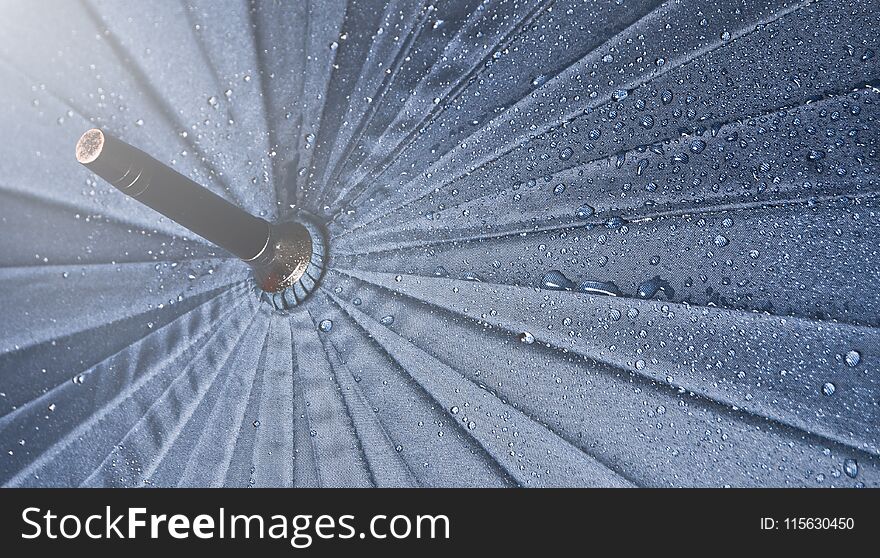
{"left": 76, "top": 128, "right": 105, "bottom": 164}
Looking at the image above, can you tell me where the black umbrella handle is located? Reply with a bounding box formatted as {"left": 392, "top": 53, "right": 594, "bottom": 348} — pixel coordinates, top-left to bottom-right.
{"left": 76, "top": 129, "right": 311, "bottom": 292}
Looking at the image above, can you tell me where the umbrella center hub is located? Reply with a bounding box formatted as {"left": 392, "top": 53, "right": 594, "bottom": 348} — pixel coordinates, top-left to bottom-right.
{"left": 257, "top": 213, "right": 328, "bottom": 311}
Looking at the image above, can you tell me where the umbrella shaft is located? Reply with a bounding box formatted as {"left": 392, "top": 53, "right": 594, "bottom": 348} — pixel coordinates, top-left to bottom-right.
{"left": 76, "top": 129, "right": 315, "bottom": 293}
{"left": 76, "top": 129, "right": 270, "bottom": 261}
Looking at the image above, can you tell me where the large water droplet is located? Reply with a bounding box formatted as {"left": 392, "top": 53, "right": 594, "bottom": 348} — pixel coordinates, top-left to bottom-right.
{"left": 637, "top": 276, "right": 674, "bottom": 299}
{"left": 578, "top": 280, "right": 621, "bottom": 296}
{"left": 844, "top": 458, "right": 859, "bottom": 478}
{"left": 541, "top": 270, "right": 576, "bottom": 291}
{"left": 844, "top": 350, "right": 861, "bottom": 367}
{"left": 575, "top": 205, "right": 595, "bottom": 220}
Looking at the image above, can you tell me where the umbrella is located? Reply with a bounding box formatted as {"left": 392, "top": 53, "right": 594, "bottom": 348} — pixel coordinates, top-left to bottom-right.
{"left": 0, "top": 0, "right": 877, "bottom": 487}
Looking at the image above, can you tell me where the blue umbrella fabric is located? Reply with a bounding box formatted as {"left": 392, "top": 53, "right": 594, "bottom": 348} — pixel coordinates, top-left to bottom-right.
{"left": 0, "top": 0, "right": 878, "bottom": 487}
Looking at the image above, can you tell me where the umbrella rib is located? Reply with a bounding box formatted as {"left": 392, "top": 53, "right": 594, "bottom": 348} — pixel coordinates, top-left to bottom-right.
{"left": 2, "top": 293, "right": 250, "bottom": 487}
{"left": 334, "top": 0, "right": 819, "bottom": 238}
{"left": 311, "top": 0, "right": 434, "bottom": 209}
{"left": 293, "top": 0, "right": 361, "bottom": 214}
{"left": 245, "top": 1, "right": 284, "bottom": 218}
{"left": 323, "top": 289, "right": 637, "bottom": 487}
{"left": 0, "top": 284, "right": 249, "bottom": 428}
{"left": 318, "top": 291, "right": 520, "bottom": 487}
{"left": 326, "top": 0, "right": 665, "bottom": 221}
{"left": 0, "top": 187, "right": 219, "bottom": 255}
{"left": 334, "top": 269, "right": 880, "bottom": 459}
{"left": 322, "top": 0, "right": 559, "bottom": 214}
{"left": 286, "top": 0, "right": 313, "bottom": 212}
{"left": 248, "top": 314, "right": 304, "bottom": 486}
{"left": 306, "top": 299, "right": 422, "bottom": 487}
{"left": 308, "top": 304, "right": 418, "bottom": 487}
{"left": 333, "top": 84, "right": 880, "bottom": 247}
{"left": 76, "top": 0, "right": 249, "bottom": 209}
{"left": 170, "top": 313, "right": 269, "bottom": 487}
{"left": 291, "top": 311, "right": 382, "bottom": 487}
{"left": 290, "top": 317, "right": 324, "bottom": 487}
{"left": 0, "top": 265, "right": 248, "bottom": 356}
{"left": 0, "top": 54, "right": 93, "bottom": 129}
{"left": 334, "top": 188, "right": 880, "bottom": 257}
{"left": 81, "top": 306, "right": 261, "bottom": 487}
{"left": 178, "top": 0, "right": 227, "bottom": 99}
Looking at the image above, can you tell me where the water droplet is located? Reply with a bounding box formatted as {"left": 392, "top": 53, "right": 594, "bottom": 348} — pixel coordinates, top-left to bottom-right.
{"left": 639, "top": 114, "right": 655, "bottom": 129}
{"left": 635, "top": 359, "right": 646, "bottom": 370}
{"left": 318, "top": 319, "right": 333, "bottom": 332}
{"left": 558, "top": 147, "right": 573, "bottom": 160}
{"left": 844, "top": 458, "right": 859, "bottom": 478}
{"left": 637, "top": 276, "right": 674, "bottom": 300}
{"left": 689, "top": 139, "right": 706, "bottom": 153}
{"left": 450, "top": 406, "right": 460, "bottom": 415}
{"left": 207, "top": 96, "right": 218, "bottom": 108}
{"left": 575, "top": 205, "right": 595, "bottom": 220}
{"left": 553, "top": 183, "right": 566, "bottom": 195}
{"left": 821, "top": 382, "right": 836, "bottom": 396}
{"left": 309, "top": 429, "right": 317, "bottom": 437}
{"left": 714, "top": 234, "right": 729, "bottom": 247}
{"left": 578, "top": 280, "right": 622, "bottom": 297}
{"left": 612, "top": 89, "right": 628, "bottom": 101}
{"left": 253, "top": 420, "right": 261, "bottom": 428}
{"left": 380, "top": 315, "right": 395, "bottom": 326}
{"left": 844, "top": 350, "right": 861, "bottom": 367}
{"left": 540, "top": 270, "right": 576, "bottom": 291}
{"left": 519, "top": 331, "right": 535, "bottom": 344}
{"left": 603, "top": 215, "right": 624, "bottom": 230}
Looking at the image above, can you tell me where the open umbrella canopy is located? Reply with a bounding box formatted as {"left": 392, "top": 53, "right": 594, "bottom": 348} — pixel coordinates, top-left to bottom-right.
{"left": 0, "top": 0, "right": 878, "bottom": 487}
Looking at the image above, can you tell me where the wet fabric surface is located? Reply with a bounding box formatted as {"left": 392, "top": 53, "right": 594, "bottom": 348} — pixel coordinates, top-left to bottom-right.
{"left": 0, "top": 0, "right": 878, "bottom": 487}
